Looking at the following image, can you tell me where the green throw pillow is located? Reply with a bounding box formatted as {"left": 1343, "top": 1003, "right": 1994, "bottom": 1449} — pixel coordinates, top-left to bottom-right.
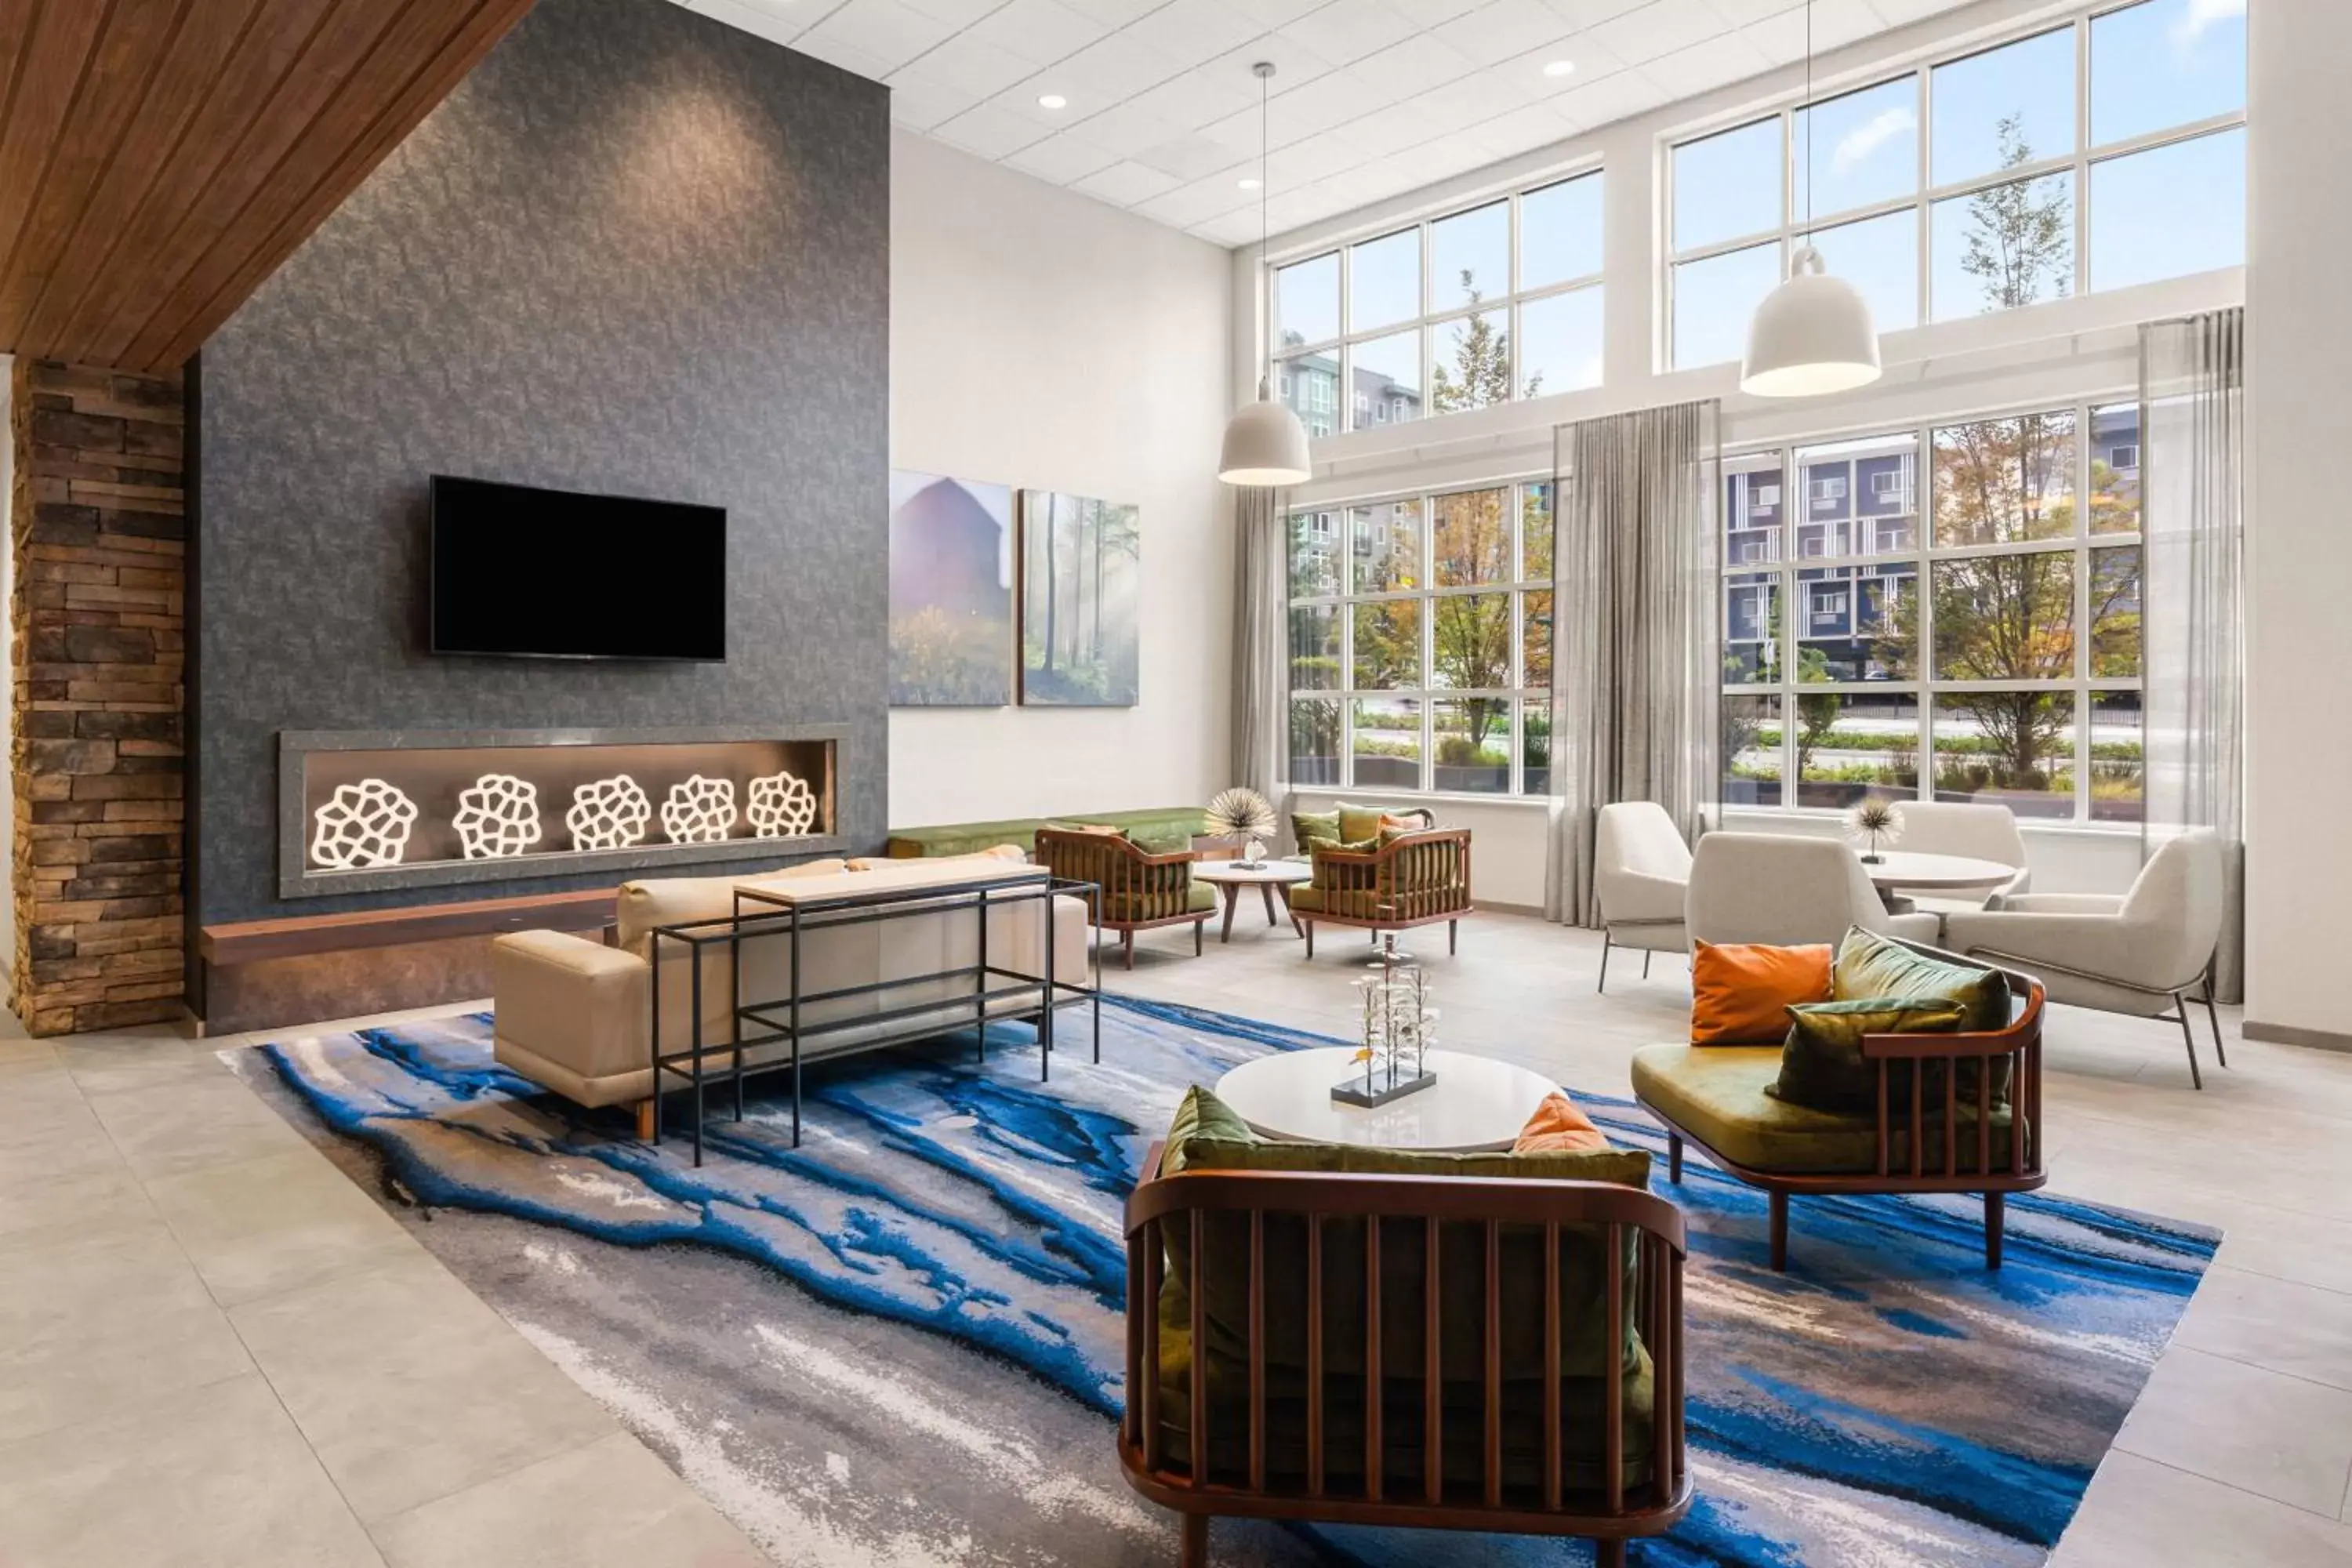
{"left": 1291, "top": 811, "right": 1341, "bottom": 849}
{"left": 1834, "top": 926, "right": 2010, "bottom": 1031}
{"left": 1769, "top": 996, "right": 1969, "bottom": 1115}
{"left": 1162, "top": 1083, "right": 1257, "bottom": 1173}
{"left": 1131, "top": 830, "right": 1189, "bottom": 855}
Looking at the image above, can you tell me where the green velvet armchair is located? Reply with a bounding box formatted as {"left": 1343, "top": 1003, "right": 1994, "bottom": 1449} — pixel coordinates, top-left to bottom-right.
{"left": 1288, "top": 827, "right": 1473, "bottom": 957}
{"left": 1120, "top": 1140, "right": 1691, "bottom": 1567}
{"left": 1035, "top": 828, "right": 1215, "bottom": 968}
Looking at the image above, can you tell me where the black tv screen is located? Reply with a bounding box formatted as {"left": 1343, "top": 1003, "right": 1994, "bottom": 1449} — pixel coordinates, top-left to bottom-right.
{"left": 430, "top": 475, "right": 726, "bottom": 661}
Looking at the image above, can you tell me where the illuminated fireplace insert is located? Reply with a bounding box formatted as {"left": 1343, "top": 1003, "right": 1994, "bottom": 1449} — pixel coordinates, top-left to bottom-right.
{"left": 278, "top": 725, "right": 847, "bottom": 898}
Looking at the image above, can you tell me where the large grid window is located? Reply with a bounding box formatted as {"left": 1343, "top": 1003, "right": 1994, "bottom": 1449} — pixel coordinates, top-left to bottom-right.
{"left": 1287, "top": 484, "right": 1555, "bottom": 797}
{"left": 1722, "top": 401, "right": 2143, "bottom": 824}
{"left": 1272, "top": 172, "right": 1604, "bottom": 438}
{"left": 1668, "top": 0, "right": 2245, "bottom": 370}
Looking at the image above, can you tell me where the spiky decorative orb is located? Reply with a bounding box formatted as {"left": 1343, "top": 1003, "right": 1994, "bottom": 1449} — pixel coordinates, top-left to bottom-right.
{"left": 1203, "top": 786, "right": 1277, "bottom": 839}
{"left": 1845, "top": 798, "right": 1905, "bottom": 855}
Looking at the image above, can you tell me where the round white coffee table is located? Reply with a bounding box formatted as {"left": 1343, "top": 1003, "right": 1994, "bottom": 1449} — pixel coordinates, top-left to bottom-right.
{"left": 1214, "top": 1047, "right": 1557, "bottom": 1152}
{"left": 1192, "top": 858, "right": 1314, "bottom": 942}
{"left": 1860, "top": 850, "right": 2020, "bottom": 894}
{"left": 1859, "top": 850, "right": 2018, "bottom": 913}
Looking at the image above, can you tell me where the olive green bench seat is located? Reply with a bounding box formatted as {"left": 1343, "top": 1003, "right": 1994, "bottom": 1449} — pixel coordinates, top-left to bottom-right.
{"left": 1629, "top": 947, "right": 2048, "bottom": 1273}
{"left": 886, "top": 807, "right": 1207, "bottom": 859}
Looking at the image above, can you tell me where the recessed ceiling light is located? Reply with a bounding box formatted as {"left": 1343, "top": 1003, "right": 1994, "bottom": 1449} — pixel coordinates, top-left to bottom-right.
{"left": 1036, "top": 93, "right": 1068, "bottom": 109}
{"left": 1542, "top": 59, "right": 1575, "bottom": 78}
{"left": 1238, "top": 176, "right": 1261, "bottom": 189}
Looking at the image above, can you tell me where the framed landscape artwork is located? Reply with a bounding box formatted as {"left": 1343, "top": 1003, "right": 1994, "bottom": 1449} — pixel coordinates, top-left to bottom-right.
{"left": 1018, "top": 490, "right": 1140, "bottom": 706}
{"left": 887, "top": 470, "right": 1013, "bottom": 706}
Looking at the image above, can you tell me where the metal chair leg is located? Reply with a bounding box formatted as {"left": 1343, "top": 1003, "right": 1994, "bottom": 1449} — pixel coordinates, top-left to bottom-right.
{"left": 1642, "top": 949, "right": 1653, "bottom": 980}
{"left": 2201, "top": 983, "right": 2228, "bottom": 1068}
{"left": 2172, "top": 992, "right": 2204, "bottom": 1091}
{"left": 1597, "top": 930, "right": 1612, "bottom": 993}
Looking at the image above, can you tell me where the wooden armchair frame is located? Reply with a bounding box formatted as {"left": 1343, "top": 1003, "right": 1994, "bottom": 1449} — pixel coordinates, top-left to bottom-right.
{"left": 1296, "top": 828, "right": 1473, "bottom": 958}
{"left": 1036, "top": 829, "right": 1211, "bottom": 970}
{"left": 1120, "top": 1144, "right": 1690, "bottom": 1568}
{"left": 1641, "top": 942, "right": 2047, "bottom": 1272}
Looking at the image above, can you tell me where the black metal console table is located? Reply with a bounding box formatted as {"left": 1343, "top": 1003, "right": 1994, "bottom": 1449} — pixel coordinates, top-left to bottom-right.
{"left": 646, "top": 870, "right": 1101, "bottom": 1163}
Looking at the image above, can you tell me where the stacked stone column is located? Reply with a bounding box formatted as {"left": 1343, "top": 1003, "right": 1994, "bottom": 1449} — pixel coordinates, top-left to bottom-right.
{"left": 9, "top": 358, "right": 185, "bottom": 1034}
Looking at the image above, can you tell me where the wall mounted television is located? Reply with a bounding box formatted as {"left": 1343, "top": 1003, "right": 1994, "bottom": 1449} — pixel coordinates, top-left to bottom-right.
{"left": 430, "top": 475, "right": 727, "bottom": 661}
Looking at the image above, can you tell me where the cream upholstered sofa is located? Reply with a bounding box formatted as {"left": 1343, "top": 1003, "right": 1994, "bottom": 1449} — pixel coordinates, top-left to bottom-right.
{"left": 492, "top": 851, "right": 1087, "bottom": 1129}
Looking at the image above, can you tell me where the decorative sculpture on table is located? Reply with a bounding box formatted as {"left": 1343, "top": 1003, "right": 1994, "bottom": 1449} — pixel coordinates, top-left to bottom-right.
{"left": 662, "top": 775, "right": 737, "bottom": 844}
{"left": 453, "top": 774, "right": 543, "bottom": 859}
{"left": 746, "top": 770, "right": 817, "bottom": 837}
{"left": 1846, "top": 797, "right": 1905, "bottom": 866}
{"left": 566, "top": 775, "right": 652, "bottom": 851}
{"left": 1203, "top": 786, "right": 1277, "bottom": 868}
{"left": 1334, "top": 934, "right": 1439, "bottom": 1108}
{"left": 310, "top": 779, "right": 419, "bottom": 869}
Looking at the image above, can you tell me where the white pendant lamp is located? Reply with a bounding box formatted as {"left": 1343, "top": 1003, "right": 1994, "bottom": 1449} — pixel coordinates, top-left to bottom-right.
{"left": 1740, "top": 0, "right": 1881, "bottom": 398}
{"left": 1219, "top": 62, "right": 1312, "bottom": 487}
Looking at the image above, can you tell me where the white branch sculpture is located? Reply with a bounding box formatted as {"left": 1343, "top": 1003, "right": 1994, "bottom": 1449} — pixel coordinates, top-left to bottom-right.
{"left": 746, "top": 770, "right": 817, "bottom": 837}
{"left": 566, "top": 775, "right": 652, "bottom": 851}
{"left": 662, "top": 775, "right": 737, "bottom": 844}
{"left": 453, "top": 773, "right": 543, "bottom": 859}
{"left": 310, "top": 779, "right": 419, "bottom": 869}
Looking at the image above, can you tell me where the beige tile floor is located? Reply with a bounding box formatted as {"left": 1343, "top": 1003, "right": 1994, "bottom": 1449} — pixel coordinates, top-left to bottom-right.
{"left": 0, "top": 910, "right": 2348, "bottom": 1564}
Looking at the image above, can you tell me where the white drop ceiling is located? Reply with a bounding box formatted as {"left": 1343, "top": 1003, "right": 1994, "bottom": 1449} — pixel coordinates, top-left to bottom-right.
{"left": 670, "top": 0, "right": 1974, "bottom": 246}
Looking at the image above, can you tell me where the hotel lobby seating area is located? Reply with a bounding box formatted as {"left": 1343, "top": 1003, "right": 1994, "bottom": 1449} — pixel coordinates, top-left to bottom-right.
{"left": 4, "top": 1, "right": 2350, "bottom": 1566}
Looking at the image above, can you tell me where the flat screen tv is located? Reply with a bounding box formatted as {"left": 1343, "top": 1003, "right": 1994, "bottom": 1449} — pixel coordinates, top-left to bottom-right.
{"left": 430, "top": 475, "right": 726, "bottom": 661}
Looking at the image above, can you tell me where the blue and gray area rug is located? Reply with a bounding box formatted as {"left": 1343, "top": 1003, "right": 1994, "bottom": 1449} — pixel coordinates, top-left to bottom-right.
{"left": 232, "top": 997, "right": 2216, "bottom": 1567}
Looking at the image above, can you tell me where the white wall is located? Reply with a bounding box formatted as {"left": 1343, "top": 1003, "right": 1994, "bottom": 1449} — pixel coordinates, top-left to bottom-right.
{"left": 2245, "top": 2, "right": 2352, "bottom": 1044}
{"left": 889, "top": 131, "right": 1236, "bottom": 828}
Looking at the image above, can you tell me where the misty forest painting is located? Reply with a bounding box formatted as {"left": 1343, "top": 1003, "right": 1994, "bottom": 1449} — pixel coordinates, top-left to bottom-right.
{"left": 1019, "top": 491, "right": 1140, "bottom": 707}
{"left": 888, "top": 470, "right": 1013, "bottom": 706}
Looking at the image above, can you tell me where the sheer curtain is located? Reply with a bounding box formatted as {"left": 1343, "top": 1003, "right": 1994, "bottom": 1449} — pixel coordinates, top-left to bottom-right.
{"left": 1545, "top": 401, "right": 1721, "bottom": 926}
{"left": 2140, "top": 308, "right": 2245, "bottom": 1000}
{"left": 1232, "top": 485, "right": 1289, "bottom": 822}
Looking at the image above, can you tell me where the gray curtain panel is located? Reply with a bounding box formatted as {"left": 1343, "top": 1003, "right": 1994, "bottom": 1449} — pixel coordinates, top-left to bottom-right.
{"left": 2140, "top": 308, "right": 2246, "bottom": 1001}
{"left": 1232, "top": 485, "right": 1289, "bottom": 827}
{"left": 1546, "top": 401, "right": 1722, "bottom": 927}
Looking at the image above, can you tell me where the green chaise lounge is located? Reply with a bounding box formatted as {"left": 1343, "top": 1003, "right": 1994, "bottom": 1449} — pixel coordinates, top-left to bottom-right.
{"left": 1630, "top": 938, "right": 2048, "bottom": 1272}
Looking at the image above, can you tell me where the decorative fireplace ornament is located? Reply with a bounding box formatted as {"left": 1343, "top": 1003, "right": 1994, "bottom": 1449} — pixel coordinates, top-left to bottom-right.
{"left": 308, "top": 779, "right": 419, "bottom": 869}
{"left": 453, "top": 774, "right": 543, "bottom": 859}
{"left": 662, "top": 775, "right": 737, "bottom": 843}
{"left": 565, "top": 775, "right": 653, "bottom": 851}
{"left": 746, "top": 770, "right": 817, "bottom": 837}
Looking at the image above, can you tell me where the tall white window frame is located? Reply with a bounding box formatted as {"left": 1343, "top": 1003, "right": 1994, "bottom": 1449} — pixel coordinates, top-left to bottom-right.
{"left": 1720, "top": 397, "right": 2147, "bottom": 826}
{"left": 1664, "top": 0, "right": 2246, "bottom": 371}
{"left": 1270, "top": 169, "right": 1606, "bottom": 438}
{"left": 1285, "top": 481, "right": 1555, "bottom": 800}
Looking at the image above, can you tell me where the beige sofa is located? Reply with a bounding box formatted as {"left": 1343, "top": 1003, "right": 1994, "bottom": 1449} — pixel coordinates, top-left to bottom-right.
{"left": 492, "top": 851, "right": 1088, "bottom": 1131}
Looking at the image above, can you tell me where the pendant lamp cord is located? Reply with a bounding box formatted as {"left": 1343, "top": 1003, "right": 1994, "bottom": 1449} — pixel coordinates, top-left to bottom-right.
{"left": 1257, "top": 62, "right": 1273, "bottom": 401}
{"left": 1802, "top": 0, "right": 1814, "bottom": 236}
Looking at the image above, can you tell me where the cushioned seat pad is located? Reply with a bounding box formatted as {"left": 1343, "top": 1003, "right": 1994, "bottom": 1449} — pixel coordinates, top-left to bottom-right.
{"left": 1631, "top": 1044, "right": 2016, "bottom": 1176}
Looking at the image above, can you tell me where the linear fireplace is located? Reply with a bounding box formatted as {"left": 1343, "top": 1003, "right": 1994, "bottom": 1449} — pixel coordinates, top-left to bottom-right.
{"left": 278, "top": 724, "right": 848, "bottom": 898}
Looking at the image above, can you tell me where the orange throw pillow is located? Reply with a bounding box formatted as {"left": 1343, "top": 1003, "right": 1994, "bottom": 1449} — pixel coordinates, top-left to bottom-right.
{"left": 1690, "top": 940, "right": 1834, "bottom": 1045}
{"left": 1513, "top": 1090, "right": 1610, "bottom": 1152}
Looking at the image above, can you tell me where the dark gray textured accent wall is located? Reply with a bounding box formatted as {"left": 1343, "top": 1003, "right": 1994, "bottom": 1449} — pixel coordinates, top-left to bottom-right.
{"left": 191, "top": 0, "right": 887, "bottom": 924}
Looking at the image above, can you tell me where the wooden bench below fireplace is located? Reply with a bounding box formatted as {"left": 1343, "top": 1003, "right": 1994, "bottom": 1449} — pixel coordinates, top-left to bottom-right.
{"left": 196, "top": 888, "right": 618, "bottom": 1036}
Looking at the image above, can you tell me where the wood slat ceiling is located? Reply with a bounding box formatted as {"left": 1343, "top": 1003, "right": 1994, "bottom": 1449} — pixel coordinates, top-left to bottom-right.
{"left": 0, "top": 0, "right": 537, "bottom": 373}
